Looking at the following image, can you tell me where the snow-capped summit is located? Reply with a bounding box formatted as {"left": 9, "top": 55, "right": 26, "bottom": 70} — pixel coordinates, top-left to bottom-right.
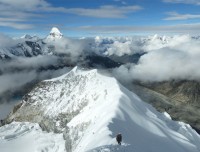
{"left": 46, "top": 27, "right": 63, "bottom": 41}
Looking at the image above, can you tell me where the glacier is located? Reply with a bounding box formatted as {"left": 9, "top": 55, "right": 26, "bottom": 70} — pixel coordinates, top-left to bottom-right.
{"left": 1, "top": 67, "right": 200, "bottom": 152}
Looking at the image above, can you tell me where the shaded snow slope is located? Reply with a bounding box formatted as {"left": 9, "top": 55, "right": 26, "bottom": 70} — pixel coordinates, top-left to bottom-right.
{"left": 0, "top": 122, "right": 65, "bottom": 152}
{"left": 5, "top": 67, "right": 200, "bottom": 152}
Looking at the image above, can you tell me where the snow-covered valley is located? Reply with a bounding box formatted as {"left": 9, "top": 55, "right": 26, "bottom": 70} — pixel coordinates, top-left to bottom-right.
{"left": 1, "top": 67, "right": 200, "bottom": 152}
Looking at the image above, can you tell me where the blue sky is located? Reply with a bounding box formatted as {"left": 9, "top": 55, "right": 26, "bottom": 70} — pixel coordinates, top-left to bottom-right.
{"left": 1, "top": 0, "right": 200, "bottom": 37}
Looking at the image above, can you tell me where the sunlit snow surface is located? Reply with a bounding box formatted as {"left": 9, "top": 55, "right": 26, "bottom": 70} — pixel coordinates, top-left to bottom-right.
{"left": 1, "top": 67, "right": 200, "bottom": 152}
{"left": 0, "top": 122, "right": 65, "bottom": 152}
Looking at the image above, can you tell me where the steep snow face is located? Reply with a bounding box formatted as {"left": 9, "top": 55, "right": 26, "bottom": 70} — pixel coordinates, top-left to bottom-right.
{"left": 0, "top": 122, "right": 65, "bottom": 152}
{"left": 46, "top": 27, "right": 63, "bottom": 41}
{"left": 5, "top": 67, "right": 200, "bottom": 152}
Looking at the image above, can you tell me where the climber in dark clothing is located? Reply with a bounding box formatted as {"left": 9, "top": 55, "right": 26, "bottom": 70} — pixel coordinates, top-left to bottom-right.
{"left": 116, "top": 133, "right": 122, "bottom": 145}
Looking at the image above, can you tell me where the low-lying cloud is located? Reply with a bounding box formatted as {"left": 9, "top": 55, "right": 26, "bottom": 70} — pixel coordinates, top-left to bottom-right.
{"left": 1, "top": 33, "right": 200, "bottom": 103}
{"left": 45, "top": 37, "right": 87, "bottom": 62}
{"left": 0, "top": 33, "right": 23, "bottom": 47}
{"left": 0, "top": 66, "right": 71, "bottom": 103}
{"left": 113, "top": 35, "right": 200, "bottom": 82}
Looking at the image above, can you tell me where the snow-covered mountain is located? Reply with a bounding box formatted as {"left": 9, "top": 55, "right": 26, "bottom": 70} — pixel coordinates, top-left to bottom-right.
{"left": 0, "top": 27, "right": 64, "bottom": 60}
{"left": 0, "top": 36, "right": 47, "bottom": 60}
{"left": 0, "top": 31, "right": 173, "bottom": 60}
{"left": 3, "top": 67, "right": 200, "bottom": 152}
{"left": 46, "top": 27, "right": 63, "bottom": 41}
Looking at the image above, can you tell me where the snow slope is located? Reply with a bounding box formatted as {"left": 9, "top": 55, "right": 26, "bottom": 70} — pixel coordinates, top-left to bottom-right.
{"left": 66, "top": 68, "right": 200, "bottom": 152}
{"left": 3, "top": 67, "right": 200, "bottom": 152}
{"left": 0, "top": 122, "right": 65, "bottom": 152}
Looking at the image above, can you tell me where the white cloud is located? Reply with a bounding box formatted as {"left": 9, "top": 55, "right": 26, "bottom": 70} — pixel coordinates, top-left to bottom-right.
{"left": 0, "top": 54, "right": 71, "bottom": 100}
{"left": 0, "top": 33, "right": 24, "bottom": 47}
{"left": 163, "top": 0, "right": 200, "bottom": 5}
{"left": 0, "top": 0, "right": 62, "bottom": 29}
{"left": 92, "top": 36, "right": 143, "bottom": 56}
{"left": 113, "top": 35, "right": 200, "bottom": 82}
{"left": 0, "top": 0, "right": 142, "bottom": 29}
{"left": 0, "top": 0, "right": 49, "bottom": 10}
{"left": 44, "top": 37, "right": 87, "bottom": 62}
{"left": 71, "top": 23, "right": 200, "bottom": 34}
{"left": 0, "top": 22, "right": 34, "bottom": 30}
{"left": 164, "top": 12, "right": 200, "bottom": 20}
{"left": 113, "top": 0, "right": 127, "bottom": 5}
{"left": 65, "top": 5, "right": 142, "bottom": 18}
{"left": 0, "top": 67, "right": 70, "bottom": 99}
{"left": 0, "top": 71, "right": 37, "bottom": 95}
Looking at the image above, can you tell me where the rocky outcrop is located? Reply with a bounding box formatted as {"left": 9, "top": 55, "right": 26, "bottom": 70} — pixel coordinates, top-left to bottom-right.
{"left": 6, "top": 67, "right": 105, "bottom": 134}
{"left": 131, "top": 80, "right": 200, "bottom": 130}
{"left": 139, "top": 80, "right": 200, "bottom": 105}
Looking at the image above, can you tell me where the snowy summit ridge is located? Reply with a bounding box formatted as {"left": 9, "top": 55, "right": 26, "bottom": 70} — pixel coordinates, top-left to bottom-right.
{"left": 3, "top": 67, "right": 200, "bottom": 152}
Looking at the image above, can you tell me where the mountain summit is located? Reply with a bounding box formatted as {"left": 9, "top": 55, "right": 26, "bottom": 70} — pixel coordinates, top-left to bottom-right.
{"left": 46, "top": 27, "right": 63, "bottom": 40}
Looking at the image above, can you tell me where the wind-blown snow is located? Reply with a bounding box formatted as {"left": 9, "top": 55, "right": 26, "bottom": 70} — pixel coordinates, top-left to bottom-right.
{"left": 0, "top": 122, "right": 65, "bottom": 152}
{"left": 2, "top": 67, "right": 200, "bottom": 152}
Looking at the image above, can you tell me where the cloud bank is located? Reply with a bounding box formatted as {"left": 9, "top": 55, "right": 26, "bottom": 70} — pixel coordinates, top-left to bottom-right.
{"left": 0, "top": 0, "right": 142, "bottom": 29}
{"left": 113, "top": 35, "right": 200, "bottom": 82}
{"left": 65, "top": 5, "right": 142, "bottom": 18}
{"left": 72, "top": 23, "right": 200, "bottom": 35}
{"left": 1, "top": 33, "right": 200, "bottom": 103}
{"left": 164, "top": 12, "right": 200, "bottom": 21}
{"left": 163, "top": 0, "right": 200, "bottom": 5}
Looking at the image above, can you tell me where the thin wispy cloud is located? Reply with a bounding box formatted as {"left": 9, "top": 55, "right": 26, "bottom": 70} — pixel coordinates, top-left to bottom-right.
{"left": 0, "top": 22, "right": 34, "bottom": 30}
{"left": 65, "top": 5, "right": 142, "bottom": 18}
{"left": 0, "top": 0, "right": 66, "bottom": 29}
{"left": 0, "top": 0, "right": 142, "bottom": 30}
{"left": 113, "top": 0, "right": 127, "bottom": 5}
{"left": 163, "top": 0, "right": 200, "bottom": 5}
{"left": 70, "top": 23, "right": 200, "bottom": 34}
{"left": 164, "top": 12, "right": 200, "bottom": 20}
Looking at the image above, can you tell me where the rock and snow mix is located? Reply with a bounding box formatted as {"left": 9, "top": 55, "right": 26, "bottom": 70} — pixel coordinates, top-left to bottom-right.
{"left": 46, "top": 27, "right": 63, "bottom": 41}
{"left": 1, "top": 67, "right": 200, "bottom": 152}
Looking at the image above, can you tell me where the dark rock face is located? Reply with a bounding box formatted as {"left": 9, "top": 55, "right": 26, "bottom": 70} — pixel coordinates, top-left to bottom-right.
{"left": 109, "top": 52, "right": 146, "bottom": 64}
{"left": 25, "top": 41, "right": 42, "bottom": 56}
{"left": 85, "top": 54, "right": 122, "bottom": 68}
{"left": 131, "top": 80, "right": 200, "bottom": 131}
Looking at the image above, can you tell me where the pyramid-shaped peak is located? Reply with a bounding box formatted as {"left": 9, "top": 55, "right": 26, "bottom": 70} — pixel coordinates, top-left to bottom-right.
{"left": 48, "top": 27, "right": 63, "bottom": 39}
{"left": 50, "top": 27, "right": 62, "bottom": 34}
